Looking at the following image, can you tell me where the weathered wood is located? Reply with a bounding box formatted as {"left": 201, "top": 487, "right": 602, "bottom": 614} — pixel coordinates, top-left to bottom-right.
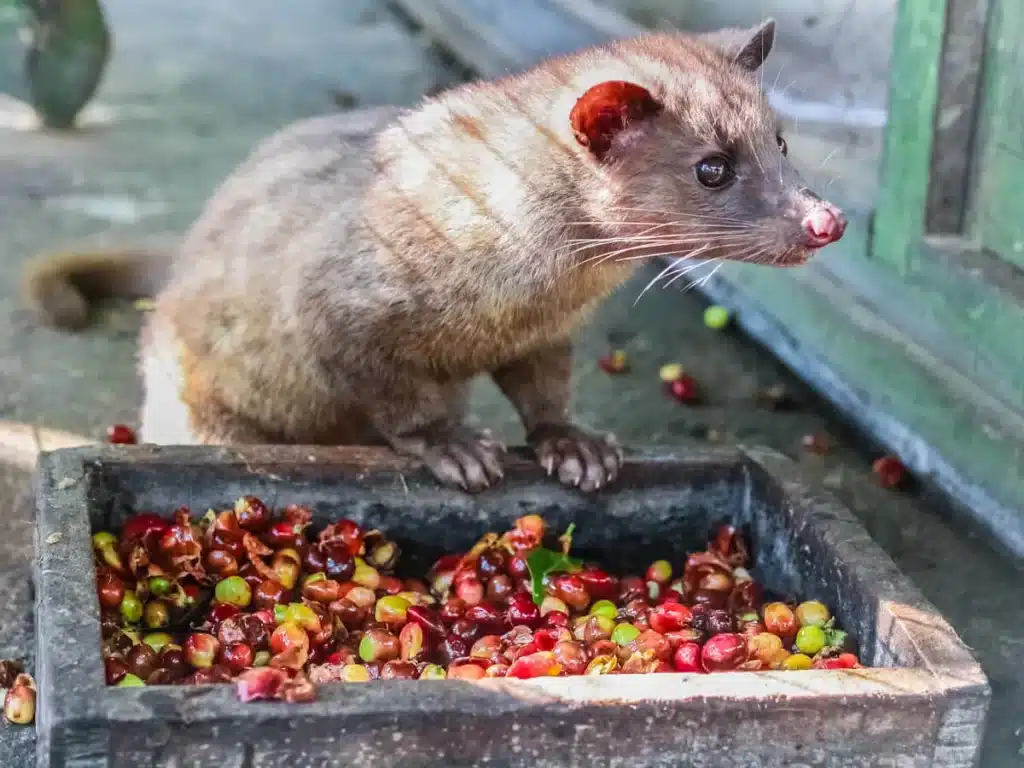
{"left": 925, "top": 0, "right": 991, "bottom": 235}
{"left": 34, "top": 444, "right": 989, "bottom": 767}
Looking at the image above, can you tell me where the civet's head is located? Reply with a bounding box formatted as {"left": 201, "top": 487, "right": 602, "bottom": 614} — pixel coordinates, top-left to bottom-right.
{"left": 567, "top": 20, "right": 845, "bottom": 267}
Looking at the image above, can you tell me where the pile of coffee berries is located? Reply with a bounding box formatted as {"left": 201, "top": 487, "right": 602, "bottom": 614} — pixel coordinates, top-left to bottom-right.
{"left": 94, "top": 503, "right": 861, "bottom": 702}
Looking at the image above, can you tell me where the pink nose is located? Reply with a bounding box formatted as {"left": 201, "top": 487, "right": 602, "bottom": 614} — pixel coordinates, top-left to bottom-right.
{"left": 803, "top": 205, "right": 847, "bottom": 248}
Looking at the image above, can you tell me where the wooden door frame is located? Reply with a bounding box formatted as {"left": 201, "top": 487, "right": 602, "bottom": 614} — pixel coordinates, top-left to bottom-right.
{"left": 872, "top": 0, "right": 992, "bottom": 271}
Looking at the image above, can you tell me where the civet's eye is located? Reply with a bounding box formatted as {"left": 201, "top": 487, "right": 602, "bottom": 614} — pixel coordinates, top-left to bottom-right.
{"left": 777, "top": 135, "right": 788, "bottom": 156}
{"left": 695, "top": 155, "right": 735, "bottom": 189}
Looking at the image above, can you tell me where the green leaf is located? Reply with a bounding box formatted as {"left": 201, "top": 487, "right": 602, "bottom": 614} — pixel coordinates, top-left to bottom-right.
{"left": 526, "top": 547, "right": 583, "bottom": 606}
{"left": 825, "top": 627, "right": 848, "bottom": 650}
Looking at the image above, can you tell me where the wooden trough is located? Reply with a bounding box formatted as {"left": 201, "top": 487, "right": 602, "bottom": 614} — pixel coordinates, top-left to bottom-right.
{"left": 34, "top": 445, "right": 988, "bottom": 766}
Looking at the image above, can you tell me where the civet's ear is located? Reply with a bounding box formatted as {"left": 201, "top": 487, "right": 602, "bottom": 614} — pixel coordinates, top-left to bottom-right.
{"left": 569, "top": 80, "right": 663, "bottom": 160}
{"left": 702, "top": 19, "right": 776, "bottom": 72}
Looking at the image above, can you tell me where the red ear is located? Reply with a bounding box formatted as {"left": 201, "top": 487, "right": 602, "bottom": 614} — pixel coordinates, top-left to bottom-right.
{"left": 570, "top": 81, "right": 662, "bottom": 160}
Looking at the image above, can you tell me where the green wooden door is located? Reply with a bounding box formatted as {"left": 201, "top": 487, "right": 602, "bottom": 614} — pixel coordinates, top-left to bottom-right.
{"left": 972, "top": 0, "right": 1024, "bottom": 264}
{"left": 871, "top": 0, "right": 1024, "bottom": 412}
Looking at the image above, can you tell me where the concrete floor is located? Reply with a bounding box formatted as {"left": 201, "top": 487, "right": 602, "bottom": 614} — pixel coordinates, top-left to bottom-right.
{"left": 0, "top": 1, "right": 1021, "bottom": 765}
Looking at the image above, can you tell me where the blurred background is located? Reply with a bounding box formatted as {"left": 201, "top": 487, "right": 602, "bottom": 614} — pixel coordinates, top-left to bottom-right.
{"left": 0, "top": 0, "right": 1021, "bottom": 763}
{"left": 603, "top": 0, "right": 894, "bottom": 214}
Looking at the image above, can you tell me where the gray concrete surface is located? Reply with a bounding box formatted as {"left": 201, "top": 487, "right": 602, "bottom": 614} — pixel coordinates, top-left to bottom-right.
{"left": 0, "top": 1, "right": 1021, "bottom": 765}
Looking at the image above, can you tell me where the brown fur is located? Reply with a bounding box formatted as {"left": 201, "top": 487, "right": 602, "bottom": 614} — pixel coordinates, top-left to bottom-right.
{"left": 21, "top": 21, "right": 846, "bottom": 492}
{"left": 23, "top": 248, "right": 171, "bottom": 330}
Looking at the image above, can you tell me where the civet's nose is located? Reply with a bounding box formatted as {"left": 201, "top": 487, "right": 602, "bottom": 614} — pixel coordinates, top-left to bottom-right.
{"left": 802, "top": 204, "right": 847, "bottom": 248}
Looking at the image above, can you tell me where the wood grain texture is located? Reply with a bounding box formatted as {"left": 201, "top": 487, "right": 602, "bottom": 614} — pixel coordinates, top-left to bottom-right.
{"left": 925, "top": 0, "right": 990, "bottom": 235}
{"left": 33, "top": 445, "right": 989, "bottom": 767}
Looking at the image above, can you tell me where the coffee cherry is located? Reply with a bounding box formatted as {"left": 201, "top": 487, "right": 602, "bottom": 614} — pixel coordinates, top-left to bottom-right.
{"left": 649, "top": 602, "right": 692, "bottom": 634}
{"left": 582, "top": 615, "right": 615, "bottom": 645}
{"left": 264, "top": 522, "right": 299, "bottom": 549}
{"left": 449, "top": 663, "right": 486, "bottom": 681}
{"left": 782, "top": 653, "right": 813, "bottom": 671}
{"left": 611, "top": 623, "right": 640, "bottom": 646}
{"left": 815, "top": 652, "right": 860, "bottom": 670}
{"left": 221, "top": 643, "right": 254, "bottom": 674}
{"left": 235, "top": 667, "right": 287, "bottom": 700}
{"left": 368, "top": 540, "right": 400, "bottom": 571}
{"left": 795, "top": 600, "right": 830, "bottom": 628}
{"left": 270, "top": 622, "right": 309, "bottom": 657}
{"left": 375, "top": 595, "right": 411, "bottom": 626}
{"left": 646, "top": 560, "right": 672, "bottom": 584}
{"left": 120, "top": 590, "right": 144, "bottom": 624}
{"left": 763, "top": 602, "right": 797, "bottom": 637}
{"left": 598, "top": 350, "right": 628, "bottom": 374}
{"left": 215, "top": 576, "right": 252, "bottom": 608}
{"left": 419, "top": 664, "right": 447, "bottom": 680}
{"left": 506, "top": 651, "right": 561, "bottom": 679}
{"left": 552, "top": 641, "right": 587, "bottom": 675}
{"left": 659, "top": 363, "right": 683, "bottom": 382}
{"left": 271, "top": 549, "right": 302, "bottom": 589}
{"left": 97, "top": 571, "right": 125, "bottom": 609}
{"left": 667, "top": 374, "right": 700, "bottom": 404}
{"left": 795, "top": 625, "right": 827, "bottom": 656}
{"left": 551, "top": 574, "right": 590, "bottom": 611}
{"left": 588, "top": 599, "right": 618, "bottom": 620}
{"left": 748, "top": 632, "right": 784, "bottom": 664}
{"left": 184, "top": 633, "right": 220, "bottom": 669}
{"left": 672, "top": 642, "right": 703, "bottom": 673}
{"left": 106, "top": 424, "right": 137, "bottom": 445}
{"left": 302, "top": 577, "right": 341, "bottom": 604}
{"left": 872, "top": 455, "right": 907, "bottom": 489}
{"left": 323, "top": 543, "right": 356, "bottom": 581}
{"left": 464, "top": 602, "right": 504, "bottom": 633}
{"left": 701, "top": 633, "right": 747, "bottom": 672}
{"left": 406, "top": 605, "right": 445, "bottom": 636}
{"left": 628, "top": 630, "right": 671, "bottom": 662}
{"left": 352, "top": 563, "right": 381, "bottom": 590}
{"left": 540, "top": 596, "right": 569, "bottom": 617}
{"left": 506, "top": 593, "right": 541, "bottom": 629}
{"left": 585, "top": 654, "right": 619, "bottom": 675}
{"left": 381, "top": 660, "right": 419, "bottom": 680}
{"left": 280, "top": 603, "right": 321, "bottom": 633}
{"left": 234, "top": 496, "right": 271, "bottom": 531}
{"left": 359, "top": 629, "right": 400, "bottom": 664}
{"left": 703, "top": 305, "right": 731, "bottom": 330}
